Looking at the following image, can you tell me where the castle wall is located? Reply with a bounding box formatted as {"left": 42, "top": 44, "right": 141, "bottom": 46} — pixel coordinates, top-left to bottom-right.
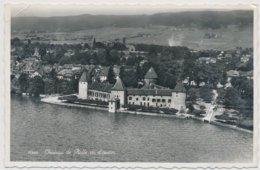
{"left": 88, "top": 90, "right": 110, "bottom": 102}
{"left": 127, "top": 94, "right": 172, "bottom": 108}
{"left": 111, "top": 90, "right": 126, "bottom": 106}
{"left": 171, "top": 92, "right": 186, "bottom": 111}
{"left": 78, "top": 82, "right": 88, "bottom": 99}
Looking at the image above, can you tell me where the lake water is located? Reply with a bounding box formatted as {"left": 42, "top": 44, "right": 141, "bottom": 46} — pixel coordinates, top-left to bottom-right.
{"left": 11, "top": 96, "right": 253, "bottom": 162}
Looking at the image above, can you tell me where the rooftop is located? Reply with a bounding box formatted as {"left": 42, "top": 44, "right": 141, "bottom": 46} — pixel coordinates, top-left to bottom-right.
{"left": 89, "top": 81, "right": 113, "bottom": 93}
{"left": 79, "top": 70, "right": 91, "bottom": 82}
{"left": 144, "top": 66, "right": 158, "bottom": 79}
{"left": 111, "top": 77, "right": 126, "bottom": 91}
{"left": 127, "top": 89, "right": 172, "bottom": 96}
{"left": 173, "top": 83, "right": 186, "bottom": 93}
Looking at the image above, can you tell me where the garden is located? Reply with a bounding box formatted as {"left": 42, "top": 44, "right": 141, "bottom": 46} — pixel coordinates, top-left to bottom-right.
{"left": 58, "top": 95, "right": 109, "bottom": 107}
{"left": 122, "top": 104, "right": 178, "bottom": 115}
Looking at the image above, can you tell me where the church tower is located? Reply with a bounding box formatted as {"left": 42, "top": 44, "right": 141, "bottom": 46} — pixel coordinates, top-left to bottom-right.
{"left": 78, "top": 70, "right": 91, "bottom": 99}
{"left": 144, "top": 66, "right": 158, "bottom": 85}
{"left": 171, "top": 83, "right": 186, "bottom": 111}
{"left": 111, "top": 77, "right": 126, "bottom": 106}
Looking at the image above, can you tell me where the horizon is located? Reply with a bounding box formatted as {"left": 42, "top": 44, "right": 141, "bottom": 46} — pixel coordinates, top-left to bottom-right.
{"left": 11, "top": 4, "right": 253, "bottom": 18}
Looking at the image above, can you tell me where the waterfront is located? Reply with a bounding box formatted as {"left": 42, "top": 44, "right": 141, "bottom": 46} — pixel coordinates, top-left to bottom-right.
{"left": 11, "top": 96, "right": 253, "bottom": 162}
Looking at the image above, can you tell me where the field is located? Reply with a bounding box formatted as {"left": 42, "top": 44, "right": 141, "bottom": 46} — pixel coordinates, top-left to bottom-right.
{"left": 12, "top": 25, "right": 253, "bottom": 50}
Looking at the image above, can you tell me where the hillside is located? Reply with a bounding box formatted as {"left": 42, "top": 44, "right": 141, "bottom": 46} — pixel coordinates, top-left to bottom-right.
{"left": 11, "top": 10, "right": 253, "bottom": 31}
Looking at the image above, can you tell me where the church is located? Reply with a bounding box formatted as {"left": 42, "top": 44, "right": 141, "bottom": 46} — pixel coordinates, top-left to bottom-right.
{"left": 78, "top": 66, "right": 186, "bottom": 112}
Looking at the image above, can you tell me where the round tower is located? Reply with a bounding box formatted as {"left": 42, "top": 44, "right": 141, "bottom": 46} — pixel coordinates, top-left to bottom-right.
{"left": 78, "top": 70, "right": 91, "bottom": 99}
{"left": 171, "top": 83, "right": 186, "bottom": 111}
{"left": 144, "top": 66, "right": 158, "bottom": 85}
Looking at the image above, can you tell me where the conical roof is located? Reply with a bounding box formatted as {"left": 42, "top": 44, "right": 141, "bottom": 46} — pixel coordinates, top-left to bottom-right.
{"left": 111, "top": 77, "right": 126, "bottom": 91}
{"left": 144, "top": 66, "right": 158, "bottom": 79}
{"left": 79, "top": 70, "right": 91, "bottom": 82}
{"left": 173, "top": 83, "right": 186, "bottom": 93}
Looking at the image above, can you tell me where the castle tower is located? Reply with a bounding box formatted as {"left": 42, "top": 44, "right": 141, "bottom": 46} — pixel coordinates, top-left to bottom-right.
{"left": 78, "top": 70, "right": 91, "bottom": 99}
{"left": 171, "top": 83, "right": 186, "bottom": 111}
{"left": 111, "top": 77, "right": 126, "bottom": 106}
{"left": 144, "top": 66, "right": 158, "bottom": 85}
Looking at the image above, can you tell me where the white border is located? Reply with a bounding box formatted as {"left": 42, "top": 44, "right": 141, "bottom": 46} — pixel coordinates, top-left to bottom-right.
{"left": 2, "top": 2, "right": 259, "bottom": 169}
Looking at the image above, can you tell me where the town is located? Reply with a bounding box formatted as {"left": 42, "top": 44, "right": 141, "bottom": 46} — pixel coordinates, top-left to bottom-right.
{"left": 10, "top": 36, "right": 253, "bottom": 130}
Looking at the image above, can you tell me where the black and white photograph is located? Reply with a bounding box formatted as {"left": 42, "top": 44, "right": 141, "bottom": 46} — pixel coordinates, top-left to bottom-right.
{"left": 5, "top": 3, "right": 258, "bottom": 168}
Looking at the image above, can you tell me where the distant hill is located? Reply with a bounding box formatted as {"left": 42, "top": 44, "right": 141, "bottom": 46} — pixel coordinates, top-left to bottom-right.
{"left": 11, "top": 10, "right": 253, "bottom": 31}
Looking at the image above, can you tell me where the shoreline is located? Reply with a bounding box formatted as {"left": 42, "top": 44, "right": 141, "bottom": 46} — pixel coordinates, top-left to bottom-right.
{"left": 41, "top": 96, "right": 253, "bottom": 134}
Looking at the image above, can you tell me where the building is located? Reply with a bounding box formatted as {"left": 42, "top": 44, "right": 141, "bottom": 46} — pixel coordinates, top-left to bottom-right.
{"left": 78, "top": 67, "right": 186, "bottom": 111}
{"left": 144, "top": 66, "right": 158, "bottom": 85}
{"left": 198, "top": 57, "right": 217, "bottom": 64}
{"left": 241, "top": 55, "right": 250, "bottom": 63}
{"left": 227, "top": 70, "right": 239, "bottom": 77}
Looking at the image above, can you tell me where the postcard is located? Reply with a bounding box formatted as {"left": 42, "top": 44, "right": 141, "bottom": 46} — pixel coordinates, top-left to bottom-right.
{"left": 4, "top": 3, "right": 258, "bottom": 168}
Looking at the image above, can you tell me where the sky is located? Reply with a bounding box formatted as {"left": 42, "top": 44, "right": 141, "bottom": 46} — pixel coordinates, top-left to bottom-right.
{"left": 10, "top": 4, "right": 253, "bottom": 17}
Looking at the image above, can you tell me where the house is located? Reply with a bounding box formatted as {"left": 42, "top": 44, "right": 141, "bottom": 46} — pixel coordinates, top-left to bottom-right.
{"left": 241, "top": 55, "right": 250, "bottom": 63}
{"left": 57, "top": 69, "right": 71, "bottom": 80}
{"left": 198, "top": 57, "right": 217, "bottom": 64}
{"left": 90, "top": 65, "right": 109, "bottom": 82}
{"left": 30, "top": 69, "right": 45, "bottom": 78}
{"left": 72, "top": 64, "right": 82, "bottom": 71}
{"left": 63, "top": 64, "right": 73, "bottom": 69}
{"left": 99, "top": 68, "right": 109, "bottom": 82}
{"left": 225, "top": 51, "right": 233, "bottom": 58}
{"left": 227, "top": 70, "right": 239, "bottom": 77}
{"left": 63, "top": 71, "right": 73, "bottom": 81}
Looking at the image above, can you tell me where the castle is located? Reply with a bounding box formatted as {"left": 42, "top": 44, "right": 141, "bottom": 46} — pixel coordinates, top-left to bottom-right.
{"left": 78, "top": 66, "right": 186, "bottom": 112}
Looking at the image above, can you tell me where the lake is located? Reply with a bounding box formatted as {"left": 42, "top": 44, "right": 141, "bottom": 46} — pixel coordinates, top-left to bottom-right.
{"left": 10, "top": 96, "right": 253, "bottom": 162}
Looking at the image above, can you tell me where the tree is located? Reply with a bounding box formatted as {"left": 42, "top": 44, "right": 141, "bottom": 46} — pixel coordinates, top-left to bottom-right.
{"left": 18, "top": 73, "right": 29, "bottom": 92}
{"left": 49, "top": 68, "right": 57, "bottom": 79}
{"left": 107, "top": 65, "right": 116, "bottom": 84}
{"left": 199, "top": 86, "right": 213, "bottom": 103}
{"left": 223, "top": 87, "right": 245, "bottom": 109}
{"left": 58, "top": 56, "right": 71, "bottom": 65}
{"left": 108, "top": 50, "right": 120, "bottom": 64}
{"left": 119, "top": 66, "right": 125, "bottom": 79}
{"left": 93, "top": 42, "right": 105, "bottom": 49}
{"left": 11, "top": 37, "right": 23, "bottom": 46}
{"left": 188, "top": 103, "right": 195, "bottom": 113}
{"left": 240, "top": 79, "right": 253, "bottom": 100}
{"left": 123, "top": 37, "right": 126, "bottom": 44}
{"left": 69, "top": 76, "right": 79, "bottom": 93}
{"left": 135, "top": 62, "right": 140, "bottom": 78}
{"left": 29, "top": 76, "right": 45, "bottom": 96}
{"left": 187, "top": 88, "right": 198, "bottom": 103}
{"left": 42, "top": 53, "right": 58, "bottom": 65}
{"left": 220, "top": 70, "right": 228, "bottom": 87}
{"left": 112, "top": 42, "right": 126, "bottom": 51}
{"left": 180, "top": 57, "right": 197, "bottom": 86}
{"left": 126, "top": 56, "right": 138, "bottom": 66}
{"left": 246, "top": 58, "right": 253, "bottom": 71}
{"left": 44, "top": 78, "right": 56, "bottom": 94}
{"left": 92, "top": 38, "right": 96, "bottom": 47}
{"left": 121, "top": 70, "right": 138, "bottom": 87}
{"left": 39, "top": 47, "right": 47, "bottom": 58}
{"left": 84, "top": 43, "right": 90, "bottom": 49}
{"left": 96, "top": 49, "right": 107, "bottom": 65}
